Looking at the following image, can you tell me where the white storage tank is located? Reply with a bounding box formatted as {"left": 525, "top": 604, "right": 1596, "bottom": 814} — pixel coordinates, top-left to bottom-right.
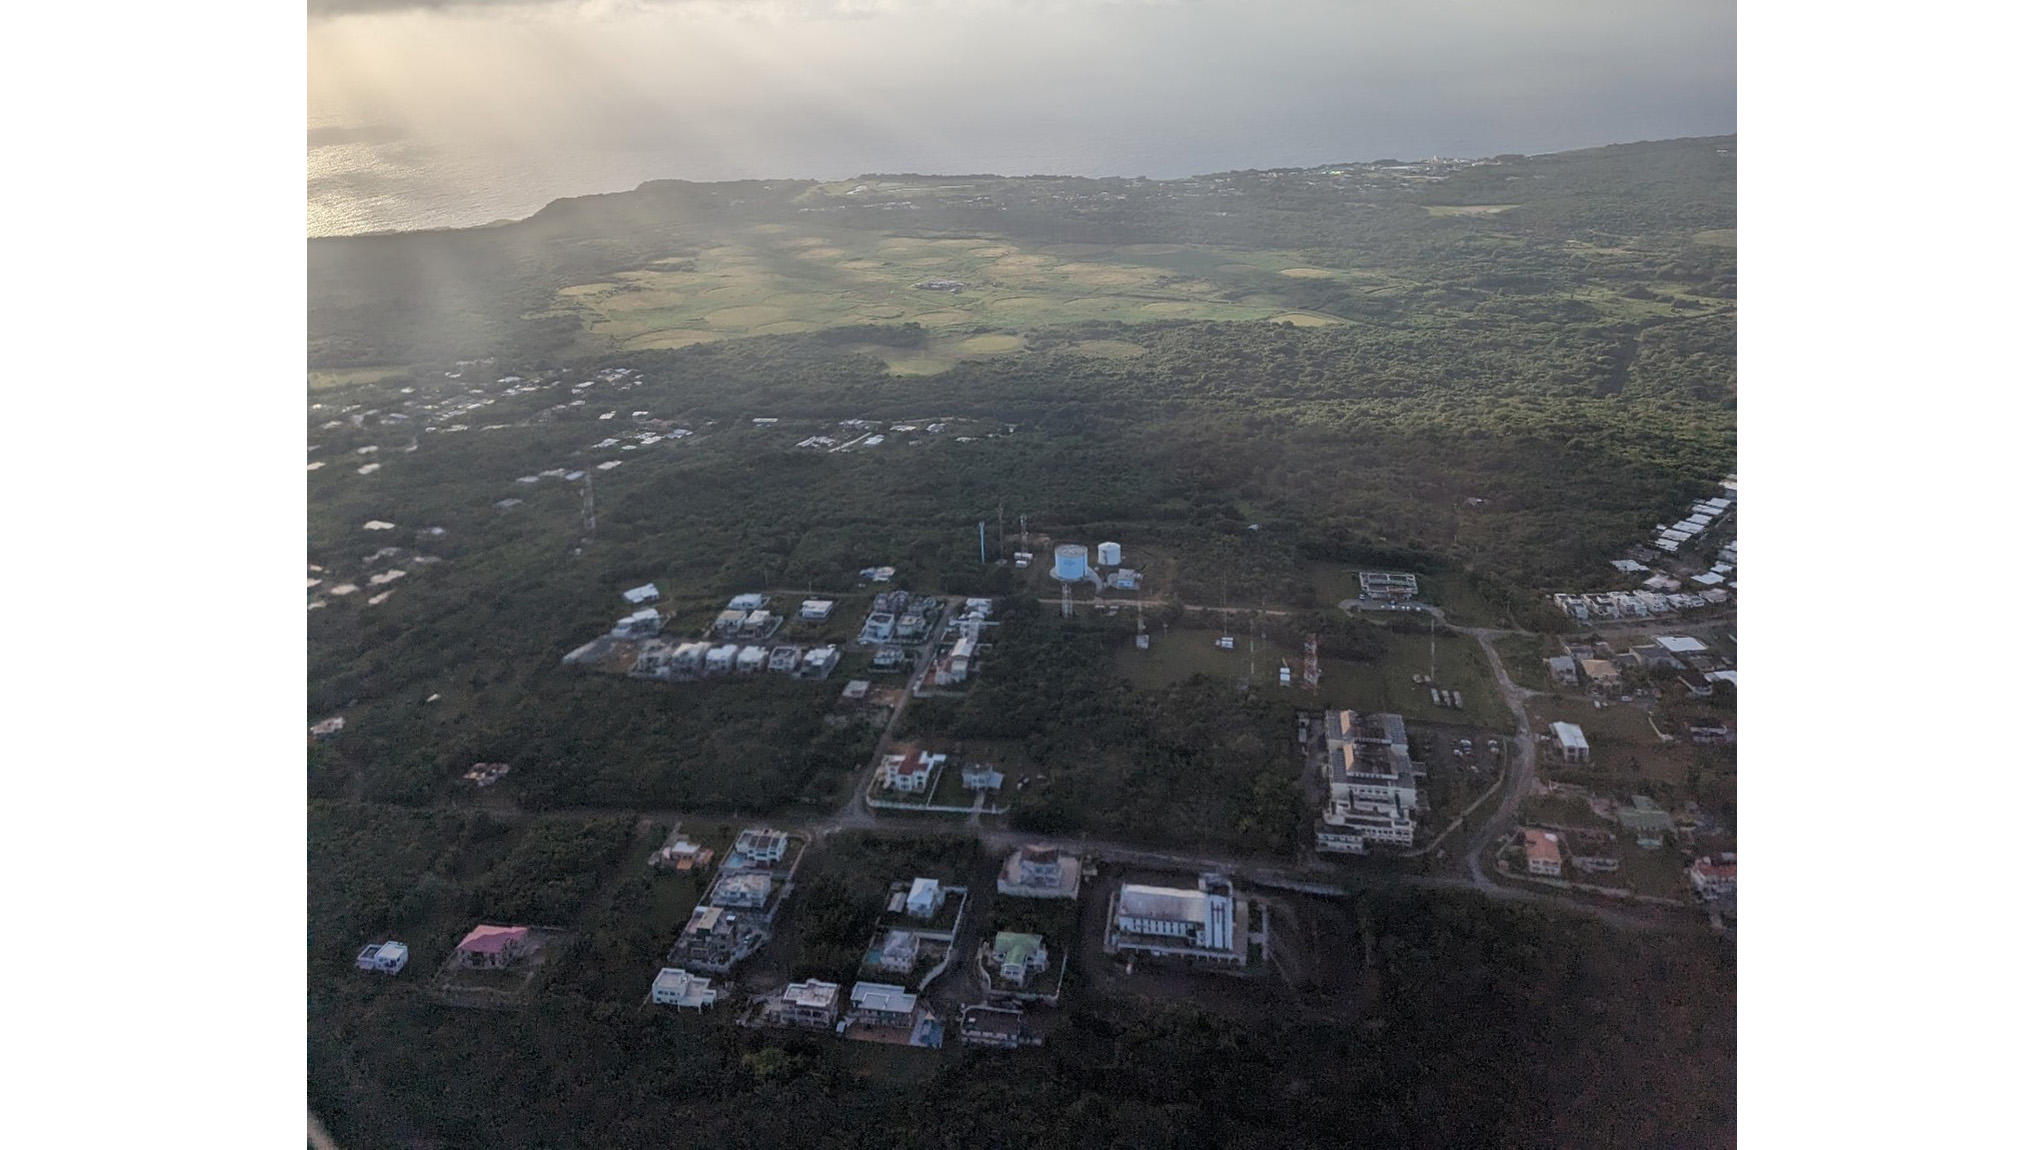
{"left": 1053, "top": 544, "right": 1089, "bottom": 582}
{"left": 1097, "top": 541, "right": 1121, "bottom": 567}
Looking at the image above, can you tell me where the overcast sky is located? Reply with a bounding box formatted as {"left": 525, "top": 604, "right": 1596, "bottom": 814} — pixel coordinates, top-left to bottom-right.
{"left": 308, "top": 0, "right": 1731, "bottom": 231}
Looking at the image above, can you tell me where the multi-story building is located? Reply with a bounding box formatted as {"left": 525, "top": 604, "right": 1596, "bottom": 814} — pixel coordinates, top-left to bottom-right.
{"left": 997, "top": 845, "right": 1081, "bottom": 899}
{"left": 847, "top": 982, "right": 919, "bottom": 1029}
{"left": 1319, "top": 710, "right": 1421, "bottom": 850}
{"left": 1108, "top": 874, "right": 1246, "bottom": 966}
{"left": 881, "top": 746, "right": 943, "bottom": 793}
{"left": 1551, "top": 722, "right": 1591, "bottom": 765}
{"left": 730, "top": 828, "right": 789, "bottom": 867}
{"left": 773, "top": 979, "right": 841, "bottom": 1030}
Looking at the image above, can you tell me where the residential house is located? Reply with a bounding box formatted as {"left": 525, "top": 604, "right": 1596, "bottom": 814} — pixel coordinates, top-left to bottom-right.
{"left": 736, "top": 645, "right": 770, "bottom": 674}
{"left": 987, "top": 932, "right": 1049, "bottom": 986}
{"left": 1546, "top": 656, "right": 1580, "bottom": 687}
{"left": 881, "top": 747, "right": 943, "bottom": 793}
{"left": 355, "top": 941, "right": 408, "bottom": 973}
{"left": 871, "top": 645, "right": 905, "bottom": 670}
{"left": 961, "top": 765, "right": 1004, "bottom": 791}
{"left": 1689, "top": 718, "right": 1734, "bottom": 745}
{"left": 847, "top": 982, "right": 919, "bottom": 1028}
{"left": 799, "top": 645, "right": 841, "bottom": 678}
{"left": 1689, "top": 855, "right": 1738, "bottom": 899}
{"left": 767, "top": 645, "right": 802, "bottom": 674}
{"left": 730, "top": 828, "right": 789, "bottom": 867}
{"left": 1631, "top": 645, "right": 1684, "bottom": 671}
{"left": 709, "top": 873, "right": 772, "bottom": 909}
{"left": 873, "top": 929, "right": 919, "bottom": 975}
{"left": 1576, "top": 658, "right": 1622, "bottom": 689}
{"left": 611, "top": 608, "right": 662, "bottom": 638}
{"left": 675, "top": 905, "right": 747, "bottom": 970}
{"left": 621, "top": 583, "right": 660, "bottom": 604}
{"left": 454, "top": 925, "right": 534, "bottom": 970}
{"left": 653, "top": 837, "right": 715, "bottom": 872}
{"left": 997, "top": 845, "right": 1081, "bottom": 899}
{"left": 858, "top": 612, "right": 898, "bottom": 645}
{"left": 712, "top": 609, "right": 747, "bottom": 635}
{"left": 906, "top": 877, "right": 942, "bottom": 919}
{"left": 798, "top": 599, "right": 835, "bottom": 621}
{"left": 1617, "top": 797, "right": 1674, "bottom": 848}
{"left": 774, "top": 979, "right": 841, "bottom": 1030}
{"left": 703, "top": 644, "right": 739, "bottom": 673}
{"left": 1654, "top": 635, "right": 1708, "bottom": 656}
{"left": 1551, "top": 722, "right": 1591, "bottom": 765}
{"left": 1523, "top": 830, "right": 1564, "bottom": 877}
{"left": 651, "top": 968, "right": 717, "bottom": 1010}
{"left": 728, "top": 593, "right": 768, "bottom": 612}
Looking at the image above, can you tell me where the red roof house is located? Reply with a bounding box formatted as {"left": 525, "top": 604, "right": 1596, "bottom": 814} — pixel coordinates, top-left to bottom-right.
{"left": 455, "top": 924, "right": 534, "bottom": 969}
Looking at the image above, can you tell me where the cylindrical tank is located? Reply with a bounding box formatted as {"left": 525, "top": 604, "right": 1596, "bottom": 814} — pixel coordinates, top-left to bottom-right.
{"left": 1053, "top": 544, "right": 1088, "bottom": 582}
{"left": 1097, "top": 541, "right": 1122, "bottom": 567}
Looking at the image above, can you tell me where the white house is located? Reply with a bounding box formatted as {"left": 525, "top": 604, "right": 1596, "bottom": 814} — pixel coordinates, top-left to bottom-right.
{"left": 622, "top": 583, "right": 660, "bottom": 604}
{"left": 799, "top": 599, "right": 834, "bottom": 621}
{"left": 730, "top": 828, "right": 789, "bottom": 867}
{"left": 906, "top": 877, "right": 942, "bottom": 919}
{"left": 847, "top": 982, "right": 919, "bottom": 1028}
{"left": 728, "top": 593, "right": 767, "bottom": 612}
{"left": 736, "top": 645, "right": 770, "bottom": 674}
{"left": 799, "top": 646, "right": 841, "bottom": 678}
{"left": 611, "top": 608, "right": 661, "bottom": 638}
{"left": 704, "top": 644, "right": 739, "bottom": 673}
{"left": 881, "top": 747, "right": 943, "bottom": 793}
{"left": 1551, "top": 721, "right": 1591, "bottom": 764}
{"left": 874, "top": 929, "right": 918, "bottom": 975}
{"left": 354, "top": 941, "right": 408, "bottom": 973}
{"left": 651, "top": 967, "right": 717, "bottom": 1010}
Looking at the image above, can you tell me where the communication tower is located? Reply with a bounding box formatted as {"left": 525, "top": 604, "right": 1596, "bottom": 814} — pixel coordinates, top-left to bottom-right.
{"left": 1302, "top": 633, "right": 1322, "bottom": 690}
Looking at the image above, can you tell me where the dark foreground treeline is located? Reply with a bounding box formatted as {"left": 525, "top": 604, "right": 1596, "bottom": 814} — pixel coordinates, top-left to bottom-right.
{"left": 309, "top": 881, "right": 1734, "bottom": 1150}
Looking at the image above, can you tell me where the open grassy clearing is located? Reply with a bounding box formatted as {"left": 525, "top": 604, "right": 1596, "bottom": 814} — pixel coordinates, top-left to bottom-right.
{"left": 546, "top": 227, "right": 1386, "bottom": 355}
{"left": 1423, "top": 204, "right": 1519, "bottom": 216}
{"left": 1526, "top": 695, "right": 1692, "bottom": 787}
{"left": 1692, "top": 228, "right": 1737, "bottom": 247}
{"left": 1111, "top": 625, "right": 1510, "bottom": 731}
{"left": 310, "top": 367, "right": 410, "bottom": 390}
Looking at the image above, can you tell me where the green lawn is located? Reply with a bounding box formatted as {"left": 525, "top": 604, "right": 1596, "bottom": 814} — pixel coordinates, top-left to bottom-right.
{"left": 1490, "top": 632, "right": 1556, "bottom": 692}
{"left": 1528, "top": 695, "right": 1694, "bottom": 789}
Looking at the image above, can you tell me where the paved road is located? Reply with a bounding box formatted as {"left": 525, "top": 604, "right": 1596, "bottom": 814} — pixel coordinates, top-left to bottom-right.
{"left": 1460, "top": 627, "right": 1545, "bottom": 893}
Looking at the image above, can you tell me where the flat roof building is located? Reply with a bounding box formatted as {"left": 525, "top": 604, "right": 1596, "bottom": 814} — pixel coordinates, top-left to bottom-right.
{"left": 1551, "top": 722, "right": 1590, "bottom": 764}
{"left": 651, "top": 968, "right": 717, "bottom": 1010}
{"left": 1109, "top": 873, "right": 1245, "bottom": 965}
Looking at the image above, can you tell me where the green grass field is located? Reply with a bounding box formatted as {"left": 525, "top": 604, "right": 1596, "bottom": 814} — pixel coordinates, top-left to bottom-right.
{"left": 544, "top": 226, "right": 1362, "bottom": 362}
{"left": 1113, "top": 625, "right": 1511, "bottom": 731}
{"left": 1528, "top": 695, "right": 1693, "bottom": 787}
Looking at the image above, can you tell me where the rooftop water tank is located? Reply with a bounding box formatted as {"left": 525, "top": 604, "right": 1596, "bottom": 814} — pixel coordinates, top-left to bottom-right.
{"left": 1053, "top": 544, "right": 1088, "bottom": 582}
{"left": 1097, "top": 541, "right": 1122, "bottom": 567}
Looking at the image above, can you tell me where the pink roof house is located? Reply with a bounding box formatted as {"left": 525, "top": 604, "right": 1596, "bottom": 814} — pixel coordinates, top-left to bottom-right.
{"left": 454, "top": 924, "right": 534, "bottom": 969}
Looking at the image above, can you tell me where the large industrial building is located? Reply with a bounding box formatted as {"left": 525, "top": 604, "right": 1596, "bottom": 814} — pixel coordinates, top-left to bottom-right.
{"left": 1106, "top": 873, "right": 1246, "bottom": 966}
{"left": 1316, "top": 710, "right": 1422, "bottom": 852}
